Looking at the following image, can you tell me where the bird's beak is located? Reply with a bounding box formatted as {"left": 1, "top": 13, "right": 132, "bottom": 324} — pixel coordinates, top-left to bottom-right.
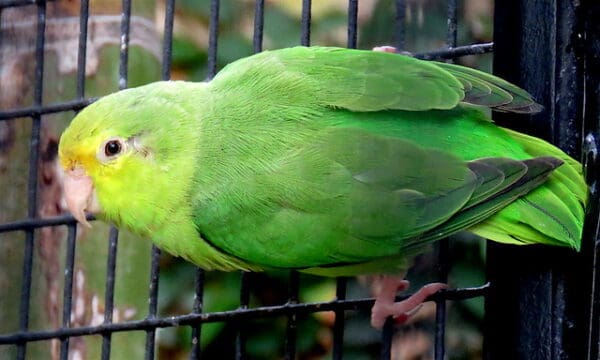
{"left": 63, "top": 167, "right": 98, "bottom": 228}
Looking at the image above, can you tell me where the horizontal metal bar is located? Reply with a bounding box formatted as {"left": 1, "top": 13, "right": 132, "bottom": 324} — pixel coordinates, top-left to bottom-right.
{"left": 0, "top": 98, "right": 96, "bottom": 121}
{"left": 0, "top": 214, "right": 95, "bottom": 233}
{"left": 0, "top": 283, "right": 489, "bottom": 344}
{"left": 0, "top": 42, "right": 493, "bottom": 121}
{"left": 415, "top": 42, "right": 493, "bottom": 60}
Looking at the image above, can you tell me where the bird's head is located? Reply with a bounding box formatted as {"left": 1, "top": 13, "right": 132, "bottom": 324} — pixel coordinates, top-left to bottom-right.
{"left": 58, "top": 82, "right": 202, "bottom": 231}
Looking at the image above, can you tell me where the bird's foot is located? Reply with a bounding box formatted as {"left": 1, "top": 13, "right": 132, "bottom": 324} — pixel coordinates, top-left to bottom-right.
{"left": 373, "top": 46, "right": 398, "bottom": 53}
{"left": 370, "top": 277, "right": 447, "bottom": 329}
{"left": 372, "top": 46, "right": 414, "bottom": 57}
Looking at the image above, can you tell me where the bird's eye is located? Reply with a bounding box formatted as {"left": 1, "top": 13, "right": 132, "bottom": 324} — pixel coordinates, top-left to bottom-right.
{"left": 97, "top": 137, "right": 127, "bottom": 163}
{"left": 104, "top": 140, "right": 122, "bottom": 156}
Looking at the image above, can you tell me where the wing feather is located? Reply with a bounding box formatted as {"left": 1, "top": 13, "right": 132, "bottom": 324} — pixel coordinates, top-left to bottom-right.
{"left": 209, "top": 46, "right": 542, "bottom": 114}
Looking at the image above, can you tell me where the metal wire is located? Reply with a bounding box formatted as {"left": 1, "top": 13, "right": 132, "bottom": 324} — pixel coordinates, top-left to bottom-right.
{"left": 446, "top": 0, "right": 458, "bottom": 49}
{"left": 583, "top": 135, "right": 600, "bottom": 360}
{"left": 394, "top": 0, "right": 406, "bottom": 51}
{"left": 235, "top": 272, "right": 252, "bottom": 360}
{"left": 59, "top": 225, "right": 77, "bottom": 360}
{"left": 284, "top": 271, "right": 300, "bottom": 360}
{"left": 583, "top": 8, "right": 600, "bottom": 347}
{"left": 347, "top": 0, "right": 358, "bottom": 49}
{"left": 15, "top": 2, "right": 46, "bottom": 359}
{"left": 380, "top": 318, "right": 394, "bottom": 360}
{"left": 190, "top": 268, "right": 205, "bottom": 360}
{"left": 0, "top": 99, "right": 97, "bottom": 121}
{"left": 101, "top": 227, "right": 119, "bottom": 360}
{"left": 332, "top": 278, "right": 348, "bottom": 360}
{"left": 145, "top": 247, "right": 161, "bottom": 360}
{"left": 433, "top": 3, "right": 459, "bottom": 359}
{"left": 253, "top": 0, "right": 264, "bottom": 53}
{"left": 300, "top": 0, "right": 311, "bottom": 46}
{"left": 0, "top": 42, "right": 491, "bottom": 123}
{"left": 76, "top": 0, "right": 89, "bottom": 99}
{"left": 0, "top": 284, "right": 489, "bottom": 344}
{"left": 206, "top": 0, "right": 220, "bottom": 80}
{"left": 161, "top": 0, "right": 176, "bottom": 81}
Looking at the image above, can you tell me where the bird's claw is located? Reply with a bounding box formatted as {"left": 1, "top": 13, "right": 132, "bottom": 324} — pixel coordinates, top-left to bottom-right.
{"left": 372, "top": 45, "right": 415, "bottom": 57}
{"left": 371, "top": 278, "right": 447, "bottom": 329}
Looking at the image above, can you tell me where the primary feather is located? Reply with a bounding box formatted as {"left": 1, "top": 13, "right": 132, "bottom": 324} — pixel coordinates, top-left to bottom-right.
{"left": 58, "top": 46, "right": 587, "bottom": 276}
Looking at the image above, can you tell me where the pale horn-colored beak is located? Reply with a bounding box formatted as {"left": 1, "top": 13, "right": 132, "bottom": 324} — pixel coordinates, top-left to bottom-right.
{"left": 63, "top": 167, "right": 96, "bottom": 228}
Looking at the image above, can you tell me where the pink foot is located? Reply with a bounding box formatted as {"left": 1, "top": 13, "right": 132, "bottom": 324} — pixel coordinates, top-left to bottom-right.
{"left": 370, "top": 277, "right": 447, "bottom": 329}
{"left": 372, "top": 46, "right": 414, "bottom": 57}
{"left": 373, "top": 46, "right": 397, "bottom": 53}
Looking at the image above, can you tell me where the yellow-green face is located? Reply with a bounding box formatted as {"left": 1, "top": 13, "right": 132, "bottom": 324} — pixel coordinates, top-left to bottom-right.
{"left": 58, "top": 82, "right": 203, "bottom": 236}
{"left": 58, "top": 109, "right": 141, "bottom": 227}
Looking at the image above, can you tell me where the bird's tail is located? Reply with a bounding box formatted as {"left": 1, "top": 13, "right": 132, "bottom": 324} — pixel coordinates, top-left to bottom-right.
{"left": 468, "top": 128, "right": 587, "bottom": 250}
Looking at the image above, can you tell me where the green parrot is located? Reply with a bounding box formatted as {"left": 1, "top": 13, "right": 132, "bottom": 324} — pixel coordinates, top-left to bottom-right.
{"left": 58, "top": 46, "right": 587, "bottom": 328}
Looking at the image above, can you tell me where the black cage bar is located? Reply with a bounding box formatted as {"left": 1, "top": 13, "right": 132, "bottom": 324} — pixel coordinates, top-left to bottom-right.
{"left": 0, "top": 1, "right": 598, "bottom": 359}
{"left": 486, "top": 2, "right": 599, "bottom": 360}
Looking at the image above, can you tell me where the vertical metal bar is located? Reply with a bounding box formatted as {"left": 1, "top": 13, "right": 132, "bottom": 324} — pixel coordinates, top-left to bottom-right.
{"left": 73, "top": 2, "right": 90, "bottom": 356}
{"left": 583, "top": 2, "right": 600, "bottom": 359}
{"left": 190, "top": 268, "right": 205, "bottom": 360}
{"left": 76, "top": 0, "right": 90, "bottom": 98}
{"left": 206, "top": 0, "right": 220, "bottom": 80}
{"left": 191, "top": 0, "right": 213, "bottom": 350}
{"left": 235, "top": 272, "right": 251, "bottom": 360}
{"left": 332, "top": 277, "right": 347, "bottom": 360}
{"left": 17, "top": 2, "right": 46, "bottom": 358}
{"left": 161, "top": 0, "right": 176, "bottom": 81}
{"left": 347, "top": 0, "right": 358, "bottom": 49}
{"left": 380, "top": 318, "right": 393, "bottom": 360}
{"left": 283, "top": 271, "right": 299, "bottom": 360}
{"left": 144, "top": 247, "right": 161, "bottom": 360}
{"left": 583, "top": 133, "right": 600, "bottom": 360}
{"left": 119, "top": 0, "right": 132, "bottom": 90}
{"left": 394, "top": 0, "right": 406, "bottom": 51}
{"left": 300, "top": 0, "right": 311, "bottom": 46}
{"left": 76, "top": 0, "right": 89, "bottom": 99}
{"left": 97, "top": 2, "right": 132, "bottom": 357}
{"left": 17, "top": 221, "right": 35, "bottom": 358}
{"left": 59, "top": 225, "right": 77, "bottom": 360}
{"left": 432, "top": 2, "right": 458, "bottom": 356}
{"left": 433, "top": 288, "right": 447, "bottom": 360}
{"left": 101, "top": 227, "right": 119, "bottom": 360}
{"left": 118, "top": 1, "right": 163, "bottom": 358}
{"left": 486, "top": 1, "right": 588, "bottom": 359}
{"left": 446, "top": 0, "right": 457, "bottom": 48}
{"left": 239, "top": 1, "right": 263, "bottom": 350}
{"left": 238, "top": 9, "right": 262, "bottom": 354}
{"left": 253, "top": 0, "right": 264, "bottom": 53}
{"left": 31, "top": 2, "right": 46, "bottom": 118}
{"left": 434, "top": 240, "right": 449, "bottom": 360}
{"left": 26, "top": 20, "right": 87, "bottom": 359}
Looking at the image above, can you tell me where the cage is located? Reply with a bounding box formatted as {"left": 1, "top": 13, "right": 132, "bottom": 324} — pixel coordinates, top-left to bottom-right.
{"left": 0, "top": 0, "right": 598, "bottom": 359}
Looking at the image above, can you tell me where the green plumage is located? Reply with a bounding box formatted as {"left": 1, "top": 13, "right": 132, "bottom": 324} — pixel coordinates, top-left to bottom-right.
{"left": 59, "top": 46, "right": 587, "bottom": 276}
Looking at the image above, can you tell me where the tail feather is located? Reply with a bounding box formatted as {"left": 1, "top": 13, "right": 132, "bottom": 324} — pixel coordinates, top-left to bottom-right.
{"left": 469, "top": 128, "right": 587, "bottom": 250}
{"left": 403, "top": 156, "right": 562, "bottom": 254}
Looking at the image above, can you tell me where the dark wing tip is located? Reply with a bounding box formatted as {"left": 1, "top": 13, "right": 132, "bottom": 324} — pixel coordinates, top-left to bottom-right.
{"left": 494, "top": 101, "right": 544, "bottom": 114}
{"left": 431, "top": 61, "right": 545, "bottom": 115}
{"left": 525, "top": 156, "right": 564, "bottom": 170}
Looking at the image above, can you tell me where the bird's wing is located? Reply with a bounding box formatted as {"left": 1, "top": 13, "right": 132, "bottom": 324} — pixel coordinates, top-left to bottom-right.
{"left": 208, "top": 46, "right": 540, "bottom": 113}
{"left": 193, "top": 127, "right": 560, "bottom": 271}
